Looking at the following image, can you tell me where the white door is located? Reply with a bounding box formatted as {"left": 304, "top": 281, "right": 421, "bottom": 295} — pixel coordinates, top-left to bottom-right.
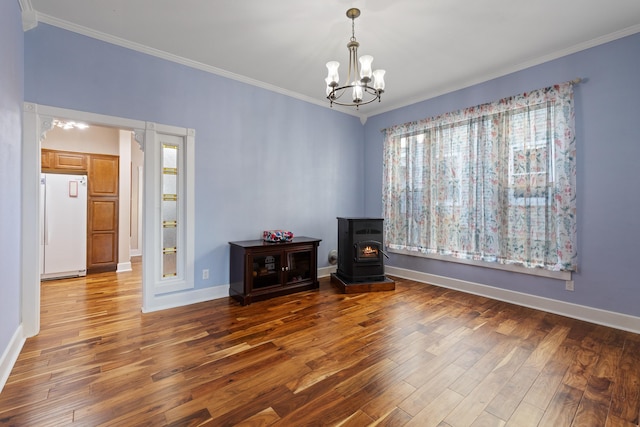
{"left": 41, "top": 173, "right": 88, "bottom": 278}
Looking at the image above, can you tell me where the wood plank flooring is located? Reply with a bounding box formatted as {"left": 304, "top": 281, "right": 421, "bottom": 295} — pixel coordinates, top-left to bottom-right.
{"left": 1, "top": 259, "right": 639, "bottom": 426}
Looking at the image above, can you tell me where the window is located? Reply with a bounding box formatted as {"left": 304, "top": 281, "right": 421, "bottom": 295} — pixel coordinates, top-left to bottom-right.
{"left": 383, "top": 82, "right": 577, "bottom": 272}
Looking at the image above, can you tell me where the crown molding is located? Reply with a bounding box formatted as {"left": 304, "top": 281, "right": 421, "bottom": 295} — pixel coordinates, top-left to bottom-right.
{"left": 368, "top": 23, "right": 640, "bottom": 118}
{"left": 17, "top": 0, "right": 32, "bottom": 13}
{"left": 34, "top": 13, "right": 364, "bottom": 122}
{"left": 29, "top": 12, "right": 638, "bottom": 124}
{"left": 19, "top": 0, "right": 37, "bottom": 31}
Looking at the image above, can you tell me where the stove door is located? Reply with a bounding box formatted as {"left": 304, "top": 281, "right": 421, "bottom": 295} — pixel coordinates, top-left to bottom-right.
{"left": 354, "top": 240, "right": 383, "bottom": 263}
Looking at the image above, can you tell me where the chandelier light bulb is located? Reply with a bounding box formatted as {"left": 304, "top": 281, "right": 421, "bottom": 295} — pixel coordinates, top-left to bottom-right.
{"left": 359, "top": 55, "right": 373, "bottom": 81}
{"left": 352, "top": 81, "right": 363, "bottom": 103}
{"left": 373, "top": 69, "right": 386, "bottom": 91}
{"left": 326, "top": 61, "right": 340, "bottom": 86}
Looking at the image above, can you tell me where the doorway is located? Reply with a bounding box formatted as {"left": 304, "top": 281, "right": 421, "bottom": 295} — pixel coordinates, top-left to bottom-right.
{"left": 23, "top": 103, "right": 196, "bottom": 337}
{"left": 40, "top": 122, "right": 143, "bottom": 275}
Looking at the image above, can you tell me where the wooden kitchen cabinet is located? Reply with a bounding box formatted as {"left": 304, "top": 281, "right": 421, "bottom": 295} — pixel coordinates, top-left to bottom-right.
{"left": 41, "top": 149, "right": 87, "bottom": 172}
{"left": 229, "top": 237, "right": 321, "bottom": 305}
{"left": 87, "top": 154, "right": 119, "bottom": 273}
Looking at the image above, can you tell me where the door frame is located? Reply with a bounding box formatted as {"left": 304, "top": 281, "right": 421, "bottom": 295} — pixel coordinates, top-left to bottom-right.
{"left": 21, "top": 103, "right": 194, "bottom": 336}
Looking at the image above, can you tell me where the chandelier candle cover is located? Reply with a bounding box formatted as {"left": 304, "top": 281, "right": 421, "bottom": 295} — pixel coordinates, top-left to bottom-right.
{"left": 325, "top": 8, "right": 386, "bottom": 109}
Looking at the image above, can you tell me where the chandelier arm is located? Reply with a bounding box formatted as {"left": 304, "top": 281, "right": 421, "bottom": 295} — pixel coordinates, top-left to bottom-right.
{"left": 327, "top": 85, "right": 381, "bottom": 107}
{"left": 347, "top": 50, "right": 354, "bottom": 86}
{"left": 331, "top": 87, "right": 349, "bottom": 101}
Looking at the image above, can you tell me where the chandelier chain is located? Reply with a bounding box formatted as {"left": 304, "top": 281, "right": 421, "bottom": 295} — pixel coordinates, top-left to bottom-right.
{"left": 351, "top": 17, "right": 356, "bottom": 42}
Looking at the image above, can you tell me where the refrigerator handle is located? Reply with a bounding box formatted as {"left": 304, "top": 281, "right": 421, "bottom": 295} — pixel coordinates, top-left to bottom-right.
{"left": 44, "top": 212, "right": 49, "bottom": 246}
{"left": 41, "top": 177, "right": 48, "bottom": 246}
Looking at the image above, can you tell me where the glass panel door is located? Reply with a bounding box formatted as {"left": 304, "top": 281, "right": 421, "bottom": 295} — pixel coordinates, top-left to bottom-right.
{"left": 251, "top": 253, "right": 282, "bottom": 289}
{"left": 161, "top": 143, "right": 178, "bottom": 278}
{"left": 287, "top": 250, "right": 311, "bottom": 284}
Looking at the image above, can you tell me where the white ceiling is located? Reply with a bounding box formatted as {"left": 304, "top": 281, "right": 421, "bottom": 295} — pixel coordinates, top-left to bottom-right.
{"left": 24, "top": 0, "right": 640, "bottom": 118}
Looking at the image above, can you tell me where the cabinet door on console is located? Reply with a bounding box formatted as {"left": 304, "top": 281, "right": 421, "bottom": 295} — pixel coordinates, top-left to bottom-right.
{"left": 250, "top": 252, "right": 283, "bottom": 290}
{"left": 285, "top": 249, "right": 313, "bottom": 284}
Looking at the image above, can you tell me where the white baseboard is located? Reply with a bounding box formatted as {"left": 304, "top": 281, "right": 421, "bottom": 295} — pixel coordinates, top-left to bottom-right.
{"left": 143, "top": 266, "right": 339, "bottom": 313}
{"left": 130, "top": 249, "right": 142, "bottom": 257}
{"left": 318, "top": 265, "right": 337, "bottom": 278}
{"left": 0, "top": 325, "right": 26, "bottom": 394}
{"left": 116, "top": 262, "right": 132, "bottom": 273}
{"left": 140, "top": 265, "right": 639, "bottom": 334}
{"left": 142, "top": 285, "right": 230, "bottom": 313}
{"left": 385, "top": 266, "right": 640, "bottom": 335}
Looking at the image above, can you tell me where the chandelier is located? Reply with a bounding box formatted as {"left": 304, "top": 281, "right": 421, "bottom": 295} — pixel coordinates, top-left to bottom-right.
{"left": 325, "top": 8, "right": 386, "bottom": 109}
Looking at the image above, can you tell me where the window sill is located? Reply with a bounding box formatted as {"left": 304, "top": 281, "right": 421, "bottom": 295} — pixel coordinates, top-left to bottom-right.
{"left": 387, "top": 247, "right": 572, "bottom": 281}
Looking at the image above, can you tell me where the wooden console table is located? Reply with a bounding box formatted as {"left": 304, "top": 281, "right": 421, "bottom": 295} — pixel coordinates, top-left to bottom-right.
{"left": 229, "top": 237, "right": 321, "bottom": 305}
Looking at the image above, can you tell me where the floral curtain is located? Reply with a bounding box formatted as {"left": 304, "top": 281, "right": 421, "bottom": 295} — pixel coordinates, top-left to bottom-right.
{"left": 382, "top": 82, "right": 577, "bottom": 272}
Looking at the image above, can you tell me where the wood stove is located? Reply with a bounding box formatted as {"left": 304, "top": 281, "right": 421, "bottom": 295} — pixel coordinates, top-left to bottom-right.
{"left": 337, "top": 217, "right": 386, "bottom": 282}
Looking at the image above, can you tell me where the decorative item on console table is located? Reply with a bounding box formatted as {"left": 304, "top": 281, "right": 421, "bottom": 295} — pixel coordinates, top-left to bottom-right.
{"left": 229, "top": 236, "right": 321, "bottom": 305}
{"left": 263, "top": 230, "right": 294, "bottom": 242}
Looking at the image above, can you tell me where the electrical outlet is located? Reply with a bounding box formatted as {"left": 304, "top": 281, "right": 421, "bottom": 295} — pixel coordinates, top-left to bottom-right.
{"left": 202, "top": 269, "right": 209, "bottom": 280}
{"left": 565, "top": 280, "right": 574, "bottom": 291}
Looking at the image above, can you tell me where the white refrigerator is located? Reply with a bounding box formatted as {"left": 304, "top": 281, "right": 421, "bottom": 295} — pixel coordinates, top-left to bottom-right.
{"left": 40, "top": 173, "right": 88, "bottom": 280}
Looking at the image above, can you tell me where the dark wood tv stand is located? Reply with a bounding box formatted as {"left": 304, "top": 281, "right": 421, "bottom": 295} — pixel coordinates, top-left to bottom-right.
{"left": 229, "top": 237, "right": 321, "bottom": 305}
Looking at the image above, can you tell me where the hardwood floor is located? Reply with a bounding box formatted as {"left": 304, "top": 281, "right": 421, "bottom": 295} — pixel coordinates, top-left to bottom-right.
{"left": 1, "top": 259, "right": 639, "bottom": 426}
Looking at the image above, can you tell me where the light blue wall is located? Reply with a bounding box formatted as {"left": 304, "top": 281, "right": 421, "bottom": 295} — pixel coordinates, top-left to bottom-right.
{"left": 364, "top": 33, "right": 640, "bottom": 317}
{"left": 24, "top": 24, "right": 366, "bottom": 289}
{"left": 0, "top": 0, "right": 24, "bottom": 355}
